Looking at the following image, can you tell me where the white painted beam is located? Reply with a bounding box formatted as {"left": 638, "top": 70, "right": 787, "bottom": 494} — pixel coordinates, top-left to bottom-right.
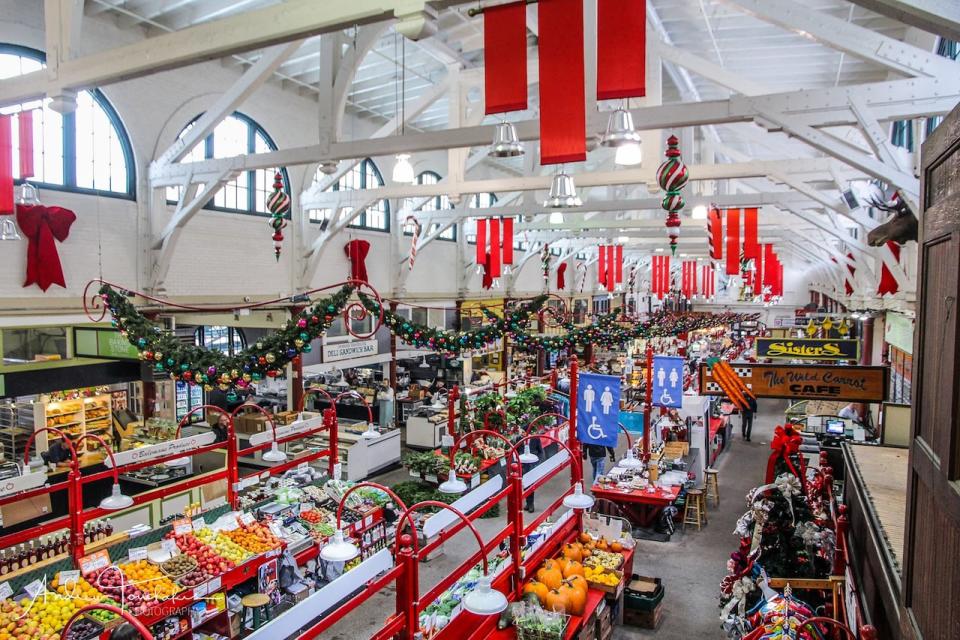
{"left": 845, "top": 0, "right": 960, "bottom": 43}
{"left": 651, "top": 41, "right": 768, "bottom": 96}
{"left": 149, "top": 76, "right": 959, "bottom": 185}
{"left": 0, "top": 0, "right": 434, "bottom": 106}
{"left": 154, "top": 41, "right": 303, "bottom": 167}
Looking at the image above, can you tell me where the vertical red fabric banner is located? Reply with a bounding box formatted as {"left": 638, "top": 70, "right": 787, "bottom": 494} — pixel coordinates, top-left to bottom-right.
{"left": 762, "top": 244, "right": 775, "bottom": 289}
{"left": 475, "top": 218, "right": 487, "bottom": 267}
{"left": 0, "top": 115, "right": 13, "bottom": 215}
{"left": 538, "top": 0, "right": 586, "bottom": 165}
{"left": 502, "top": 216, "right": 514, "bottom": 266}
{"left": 557, "top": 262, "right": 567, "bottom": 290}
{"left": 653, "top": 256, "right": 662, "bottom": 299}
{"left": 489, "top": 217, "right": 501, "bottom": 278}
{"left": 661, "top": 255, "right": 671, "bottom": 297}
{"left": 753, "top": 250, "right": 763, "bottom": 296}
{"left": 484, "top": 2, "right": 528, "bottom": 114}
{"left": 708, "top": 207, "right": 723, "bottom": 261}
{"left": 598, "top": 244, "right": 607, "bottom": 284}
{"left": 681, "top": 262, "right": 689, "bottom": 299}
{"left": 691, "top": 261, "right": 698, "bottom": 296}
{"left": 18, "top": 110, "right": 33, "bottom": 179}
{"left": 725, "top": 208, "right": 740, "bottom": 276}
{"left": 777, "top": 260, "right": 784, "bottom": 297}
{"left": 604, "top": 245, "right": 614, "bottom": 291}
{"left": 742, "top": 208, "right": 759, "bottom": 260}
{"left": 614, "top": 245, "right": 623, "bottom": 283}
{"left": 878, "top": 242, "right": 900, "bottom": 296}
{"left": 596, "top": 0, "right": 646, "bottom": 100}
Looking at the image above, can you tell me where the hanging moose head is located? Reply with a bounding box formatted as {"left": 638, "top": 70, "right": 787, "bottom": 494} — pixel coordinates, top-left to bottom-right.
{"left": 865, "top": 186, "right": 918, "bottom": 246}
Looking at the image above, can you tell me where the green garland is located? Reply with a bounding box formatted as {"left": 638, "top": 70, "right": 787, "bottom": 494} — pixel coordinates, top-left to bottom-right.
{"left": 99, "top": 284, "right": 354, "bottom": 391}
{"left": 359, "top": 293, "right": 548, "bottom": 355}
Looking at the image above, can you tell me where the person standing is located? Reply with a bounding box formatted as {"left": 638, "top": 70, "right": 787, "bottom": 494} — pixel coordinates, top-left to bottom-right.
{"left": 583, "top": 443, "right": 616, "bottom": 481}
{"left": 741, "top": 395, "right": 758, "bottom": 441}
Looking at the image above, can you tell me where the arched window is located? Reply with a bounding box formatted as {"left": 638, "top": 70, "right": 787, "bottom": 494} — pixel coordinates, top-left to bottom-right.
{"left": 0, "top": 45, "right": 134, "bottom": 197}
{"left": 166, "top": 113, "right": 288, "bottom": 215}
{"left": 195, "top": 326, "right": 246, "bottom": 356}
{"left": 403, "top": 171, "right": 455, "bottom": 240}
{"left": 308, "top": 158, "right": 389, "bottom": 231}
{"left": 466, "top": 192, "right": 499, "bottom": 243}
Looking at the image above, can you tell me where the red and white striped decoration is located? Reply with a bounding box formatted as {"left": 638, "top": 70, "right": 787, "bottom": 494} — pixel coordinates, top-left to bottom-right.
{"left": 700, "top": 264, "right": 716, "bottom": 299}
{"left": 597, "top": 244, "right": 623, "bottom": 291}
{"left": 474, "top": 216, "right": 515, "bottom": 281}
{"left": 406, "top": 215, "right": 421, "bottom": 271}
{"left": 707, "top": 206, "right": 722, "bottom": 262}
{"left": 651, "top": 255, "right": 671, "bottom": 300}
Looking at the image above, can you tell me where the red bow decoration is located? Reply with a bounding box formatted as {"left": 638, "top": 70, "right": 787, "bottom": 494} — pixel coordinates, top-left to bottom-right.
{"left": 765, "top": 424, "right": 805, "bottom": 484}
{"left": 344, "top": 239, "right": 370, "bottom": 283}
{"left": 556, "top": 262, "right": 567, "bottom": 290}
{"left": 16, "top": 204, "right": 76, "bottom": 291}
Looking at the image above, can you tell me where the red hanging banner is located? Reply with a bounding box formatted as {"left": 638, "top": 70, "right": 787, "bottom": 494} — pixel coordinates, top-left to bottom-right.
{"left": 475, "top": 218, "right": 487, "bottom": 268}
{"left": 484, "top": 2, "right": 528, "bottom": 114}
{"left": 753, "top": 250, "right": 763, "bottom": 296}
{"left": 614, "top": 244, "right": 623, "bottom": 284}
{"left": 762, "top": 244, "right": 775, "bottom": 290}
{"left": 691, "top": 260, "right": 698, "bottom": 296}
{"left": 725, "top": 208, "right": 740, "bottom": 276}
{"left": 681, "top": 262, "right": 689, "bottom": 299}
{"left": 662, "top": 255, "right": 671, "bottom": 298}
{"left": 489, "top": 217, "right": 501, "bottom": 278}
{"left": 708, "top": 207, "right": 723, "bottom": 261}
{"left": 538, "top": 0, "right": 586, "bottom": 165}
{"left": 18, "top": 110, "right": 34, "bottom": 179}
{"left": 742, "top": 207, "right": 759, "bottom": 260}
{"left": 651, "top": 256, "right": 661, "bottom": 299}
{"left": 557, "top": 262, "right": 567, "bottom": 290}
{"left": 596, "top": 0, "right": 646, "bottom": 100}
{"left": 502, "top": 216, "right": 514, "bottom": 266}
{"left": 598, "top": 244, "right": 607, "bottom": 284}
{"left": 878, "top": 242, "right": 900, "bottom": 296}
{"left": 0, "top": 115, "right": 12, "bottom": 215}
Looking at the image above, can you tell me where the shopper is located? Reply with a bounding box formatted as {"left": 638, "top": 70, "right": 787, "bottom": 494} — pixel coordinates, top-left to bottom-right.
{"left": 741, "top": 395, "right": 758, "bottom": 441}
{"left": 583, "top": 443, "right": 616, "bottom": 481}
{"left": 109, "top": 623, "right": 142, "bottom": 640}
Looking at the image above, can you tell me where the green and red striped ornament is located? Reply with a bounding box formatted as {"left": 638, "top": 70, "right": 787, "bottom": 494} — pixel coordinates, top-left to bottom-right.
{"left": 266, "top": 172, "right": 290, "bottom": 261}
{"left": 656, "top": 135, "right": 689, "bottom": 255}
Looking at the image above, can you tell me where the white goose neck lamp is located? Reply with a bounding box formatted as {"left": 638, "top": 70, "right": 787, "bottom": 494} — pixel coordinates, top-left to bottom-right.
{"left": 393, "top": 500, "right": 509, "bottom": 616}
{"left": 334, "top": 390, "right": 380, "bottom": 439}
{"left": 520, "top": 413, "right": 571, "bottom": 465}
{"left": 74, "top": 434, "right": 135, "bottom": 510}
{"left": 616, "top": 423, "right": 643, "bottom": 471}
{"left": 167, "top": 404, "right": 232, "bottom": 468}
{"left": 509, "top": 433, "right": 594, "bottom": 511}
{"left": 439, "top": 429, "right": 516, "bottom": 495}
{"left": 320, "top": 481, "right": 408, "bottom": 563}
{"left": 231, "top": 402, "right": 285, "bottom": 463}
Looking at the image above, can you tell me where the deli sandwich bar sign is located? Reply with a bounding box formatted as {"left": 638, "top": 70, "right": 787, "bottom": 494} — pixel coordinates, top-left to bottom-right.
{"left": 700, "top": 363, "right": 888, "bottom": 402}
{"left": 756, "top": 338, "right": 860, "bottom": 361}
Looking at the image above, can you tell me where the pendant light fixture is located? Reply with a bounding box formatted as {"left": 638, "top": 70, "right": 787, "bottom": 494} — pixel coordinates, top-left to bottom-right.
{"left": 544, "top": 171, "right": 582, "bottom": 208}
{"left": 361, "top": 422, "right": 381, "bottom": 439}
{"left": 438, "top": 469, "right": 468, "bottom": 494}
{"left": 518, "top": 443, "right": 538, "bottom": 464}
{"left": 618, "top": 448, "right": 643, "bottom": 470}
{"left": 101, "top": 483, "right": 135, "bottom": 510}
{"left": 489, "top": 121, "right": 524, "bottom": 157}
{"left": 320, "top": 529, "right": 360, "bottom": 562}
{"left": 549, "top": 210, "right": 565, "bottom": 224}
{"left": 462, "top": 574, "right": 509, "bottom": 615}
{"left": 601, "top": 103, "right": 642, "bottom": 166}
{"left": 392, "top": 31, "right": 416, "bottom": 184}
{"left": 2, "top": 183, "right": 35, "bottom": 241}
{"left": 562, "top": 481, "right": 595, "bottom": 510}
{"left": 261, "top": 441, "right": 288, "bottom": 463}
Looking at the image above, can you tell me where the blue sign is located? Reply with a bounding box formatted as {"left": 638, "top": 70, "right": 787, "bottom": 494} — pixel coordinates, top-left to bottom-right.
{"left": 576, "top": 372, "right": 620, "bottom": 447}
{"left": 619, "top": 411, "right": 644, "bottom": 435}
{"left": 652, "top": 355, "right": 685, "bottom": 408}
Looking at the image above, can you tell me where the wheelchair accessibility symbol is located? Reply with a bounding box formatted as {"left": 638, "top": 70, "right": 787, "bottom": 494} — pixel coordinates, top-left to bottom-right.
{"left": 586, "top": 417, "right": 607, "bottom": 440}
{"left": 659, "top": 388, "right": 675, "bottom": 406}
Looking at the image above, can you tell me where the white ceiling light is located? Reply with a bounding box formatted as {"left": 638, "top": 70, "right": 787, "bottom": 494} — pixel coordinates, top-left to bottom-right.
{"left": 462, "top": 574, "right": 509, "bottom": 616}
{"left": 615, "top": 143, "right": 642, "bottom": 166}
{"left": 518, "top": 443, "right": 538, "bottom": 464}
{"left": 489, "top": 121, "right": 524, "bottom": 158}
{"left": 438, "top": 469, "right": 467, "bottom": 494}
{"left": 616, "top": 236, "right": 629, "bottom": 244}
{"left": 691, "top": 205, "right": 708, "bottom": 220}
{"left": 600, "top": 108, "right": 641, "bottom": 147}
{"left": 393, "top": 154, "right": 415, "bottom": 184}
{"left": 100, "top": 483, "right": 135, "bottom": 511}
{"left": 549, "top": 210, "right": 565, "bottom": 224}
{"left": 262, "top": 441, "right": 287, "bottom": 463}
{"left": 320, "top": 529, "right": 360, "bottom": 562}
{"left": 562, "top": 481, "right": 595, "bottom": 510}
{"left": 618, "top": 449, "right": 643, "bottom": 470}
{"left": 544, "top": 173, "right": 582, "bottom": 208}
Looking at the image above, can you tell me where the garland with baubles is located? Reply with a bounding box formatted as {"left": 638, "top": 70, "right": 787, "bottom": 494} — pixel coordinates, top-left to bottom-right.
{"left": 98, "top": 284, "right": 354, "bottom": 390}
{"left": 358, "top": 293, "right": 548, "bottom": 354}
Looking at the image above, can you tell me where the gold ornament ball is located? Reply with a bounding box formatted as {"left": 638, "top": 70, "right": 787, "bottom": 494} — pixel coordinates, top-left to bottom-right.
{"left": 219, "top": 384, "right": 230, "bottom": 391}
{"left": 204, "top": 384, "right": 214, "bottom": 392}
{"left": 230, "top": 369, "right": 240, "bottom": 378}
{"left": 242, "top": 374, "right": 252, "bottom": 382}
{"left": 154, "top": 352, "right": 163, "bottom": 361}
{"left": 265, "top": 353, "right": 276, "bottom": 364}
{"left": 294, "top": 339, "right": 304, "bottom": 348}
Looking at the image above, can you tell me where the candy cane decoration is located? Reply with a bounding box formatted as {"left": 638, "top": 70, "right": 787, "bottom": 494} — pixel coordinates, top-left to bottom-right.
{"left": 576, "top": 262, "right": 587, "bottom": 293}
{"left": 406, "top": 215, "right": 422, "bottom": 271}
{"left": 628, "top": 263, "right": 637, "bottom": 295}
{"left": 540, "top": 243, "right": 551, "bottom": 285}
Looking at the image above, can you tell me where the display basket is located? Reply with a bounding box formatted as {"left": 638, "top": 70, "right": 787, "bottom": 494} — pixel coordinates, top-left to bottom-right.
{"left": 160, "top": 554, "right": 198, "bottom": 579}
{"left": 514, "top": 611, "right": 571, "bottom": 640}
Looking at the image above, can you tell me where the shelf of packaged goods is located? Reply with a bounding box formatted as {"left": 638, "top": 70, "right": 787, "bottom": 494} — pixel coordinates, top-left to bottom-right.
{"left": 46, "top": 420, "right": 84, "bottom": 429}
{"left": 0, "top": 532, "right": 128, "bottom": 583}
{"left": 45, "top": 409, "right": 83, "bottom": 419}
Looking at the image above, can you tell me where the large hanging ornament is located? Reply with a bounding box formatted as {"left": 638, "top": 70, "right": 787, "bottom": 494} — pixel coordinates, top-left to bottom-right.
{"left": 266, "top": 172, "right": 290, "bottom": 261}
{"left": 406, "top": 215, "right": 422, "bottom": 271}
{"left": 656, "top": 135, "right": 688, "bottom": 256}
{"left": 540, "top": 243, "right": 551, "bottom": 287}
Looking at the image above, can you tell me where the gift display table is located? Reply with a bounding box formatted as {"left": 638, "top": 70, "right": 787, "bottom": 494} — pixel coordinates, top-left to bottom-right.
{"left": 591, "top": 483, "right": 682, "bottom": 527}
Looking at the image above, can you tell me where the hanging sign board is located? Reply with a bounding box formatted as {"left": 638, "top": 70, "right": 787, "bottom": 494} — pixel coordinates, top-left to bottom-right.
{"left": 321, "top": 339, "right": 377, "bottom": 363}
{"left": 0, "top": 470, "right": 47, "bottom": 498}
{"left": 651, "top": 355, "right": 685, "bottom": 408}
{"left": 74, "top": 328, "right": 140, "bottom": 361}
{"left": 699, "top": 363, "right": 887, "bottom": 402}
{"left": 756, "top": 338, "right": 860, "bottom": 361}
{"left": 248, "top": 413, "right": 324, "bottom": 447}
{"left": 576, "top": 372, "right": 621, "bottom": 447}
{"left": 105, "top": 432, "right": 217, "bottom": 467}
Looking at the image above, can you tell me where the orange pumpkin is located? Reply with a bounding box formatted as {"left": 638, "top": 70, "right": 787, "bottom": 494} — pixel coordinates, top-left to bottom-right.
{"left": 554, "top": 557, "right": 569, "bottom": 572}
{"left": 579, "top": 532, "right": 592, "bottom": 544}
{"left": 562, "top": 542, "right": 583, "bottom": 563}
{"left": 562, "top": 560, "right": 585, "bottom": 579}
{"left": 581, "top": 546, "right": 592, "bottom": 557}
{"left": 544, "top": 588, "right": 571, "bottom": 614}
{"left": 563, "top": 575, "right": 588, "bottom": 594}
{"left": 610, "top": 541, "right": 623, "bottom": 553}
{"left": 536, "top": 561, "right": 564, "bottom": 590}
{"left": 559, "top": 581, "right": 587, "bottom": 615}
{"left": 596, "top": 538, "right": 609, "bottom": 551}
{"left": 523, "top": 580, "right": 549, "bottom": 605}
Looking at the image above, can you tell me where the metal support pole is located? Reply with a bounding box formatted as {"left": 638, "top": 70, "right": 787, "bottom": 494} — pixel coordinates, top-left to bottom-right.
{"left": 325, "top": 407, "right": 339, "bottom": 479}
{"left": 389, "top": 301, "right": 399, "bottom": 389}
{"left": 568, "top": 356, "right": 581, "bottom": 483}
{"left": 291, "top": 356, "right": 304, "bottom": 414}
{"left": 507, "top": 461, "right": 524, "bottom": 599}
{"left": 643, "top": 344, "right": 653, "bottom": 459}
{"left": 860, "top": 316, "right": 874, "bottom": 365}
{"left": 447, "top": 385, "right": 460, "bottom": 440}
{"left": 395, "top": 534, "right": 420, "bottom": 640}
{"left": 68, "top": 470, "right": 83, "bottom": 563}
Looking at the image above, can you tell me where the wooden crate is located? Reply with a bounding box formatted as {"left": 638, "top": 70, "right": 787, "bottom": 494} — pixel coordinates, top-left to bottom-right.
{"left": 623, "top": 601, "right": 663, "bottom": 629}
{"left": 662, "top": 441, "right": 690, "bottom": 459}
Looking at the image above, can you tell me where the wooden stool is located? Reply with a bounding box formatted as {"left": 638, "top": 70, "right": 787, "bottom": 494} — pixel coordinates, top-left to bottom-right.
{"left": 683, "top": 489, "right": 706, "bottom": 531}
{"left": 241, "top": 593, "right": 271, "bottom": 630}
{"left": 705, "top": 468, "right": 720, "bottom": 507}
